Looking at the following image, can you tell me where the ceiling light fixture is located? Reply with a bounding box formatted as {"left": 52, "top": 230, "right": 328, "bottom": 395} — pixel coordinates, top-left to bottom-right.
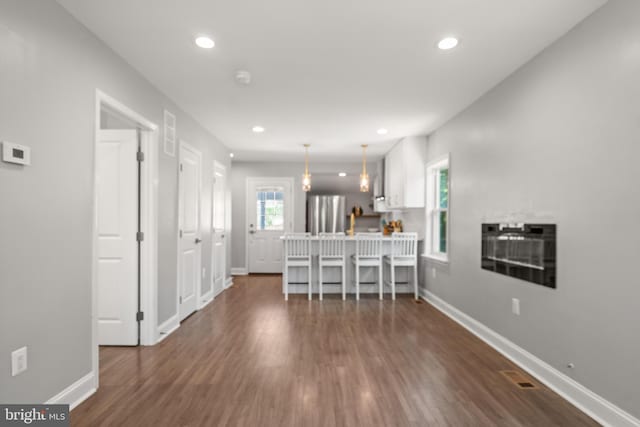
{"left": 195, "top": 36, "right": 215, "bottom": 49}
{"left": 438, "top": 37, "right": 459, "bottom": 50}
{"left": 377, "top": 128, "right": 388, "bottom": 135}
{"left": 229, "top": 153, "right": 234, "bottom": 158}
{"left": 360, "top": 144, "right": 369, "bottom": 192}
{"left": 338, "top": 172, "right": 347, "bottom": 177}
{"left": 252, "top": 126, "right": 265, "bottom": 133}
{"left": 302, "top": 144, "right": 312, "bottom": 192}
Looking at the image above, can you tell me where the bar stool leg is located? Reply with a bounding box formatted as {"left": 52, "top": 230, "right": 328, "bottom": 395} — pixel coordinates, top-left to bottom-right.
{"left": 319, "top": 263, "right": 323, "bottom": 301}
{"left": 341, "top": 264, "right": 346, "bottom": 301}
{"left": 378, "top": 265, "right": 383, "bottom": 300}
{"left": 391, "top": 262, "right": 396, "bottom": 301}
{"left": 355, "top": 264, "right": 360, "bottom": 301}
{"left": 284, "top": 264, "right": 289, "bottom": 301}
{"left": 413, "top": 264, "right": 418, "bottom": 300}
{"left": 308, "top": 264, "right": 312, "bottom": 301}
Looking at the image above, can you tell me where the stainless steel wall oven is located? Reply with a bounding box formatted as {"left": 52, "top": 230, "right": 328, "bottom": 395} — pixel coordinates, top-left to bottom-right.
{"left": 481, "top": 223, "right": 556, "bottom": 288}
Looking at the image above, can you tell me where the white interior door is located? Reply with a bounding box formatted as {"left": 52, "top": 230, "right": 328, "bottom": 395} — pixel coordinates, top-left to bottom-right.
{"left": 247, "top": 178, "right": 292, "bottom": 273}
{"left": 178, "top": 142, "right": 202, "bottom": 321}
{"left": 211, "top": 162, "right": 226, "bottom": 296}
{"left": 96, "top": 129, "right": 138, "bottom": 346}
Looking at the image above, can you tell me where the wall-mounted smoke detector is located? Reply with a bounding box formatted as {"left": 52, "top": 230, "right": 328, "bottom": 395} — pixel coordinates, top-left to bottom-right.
{"left": 235, "top": 70, "right": 252, "bottom": 86}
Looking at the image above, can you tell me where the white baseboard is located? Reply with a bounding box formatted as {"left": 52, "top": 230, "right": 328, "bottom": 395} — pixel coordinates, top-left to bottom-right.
{"left": 224, "top": 277, "right": 234, "bottom": 289}
{"left": 231, "top": 268, "right": 248, "bottom": 275}
{"left": 199, "top": 290, "right": 214, "bottom": 309}
{"left": 214, "top": 284, "right": 225, "bottom": 297}
{"left": 156, "top": 314, "right": 179, "bottom": 344}
{"left": 46, "top": 372, "right": 96, "bottom": 411}
{"left": 420, "top": 289, "right": 640, "bottom": 427}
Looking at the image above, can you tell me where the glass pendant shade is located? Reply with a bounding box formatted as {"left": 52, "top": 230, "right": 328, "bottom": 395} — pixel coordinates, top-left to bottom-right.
{"left": 302, "top": 173, "right": 311, "bottom": 192}
{"left": 360, "top": 173, "right": 370, "bottom": 192}
{"left": 360, "top": 144, "right": 369, "bottom": 192}
{"left": 302, "top": 144, "right": 311, "bottom": 192}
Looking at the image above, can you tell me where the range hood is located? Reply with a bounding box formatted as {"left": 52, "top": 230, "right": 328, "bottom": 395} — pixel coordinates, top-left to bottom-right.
{"left": 373, "top": 158, "right": 388, "bottom": 212}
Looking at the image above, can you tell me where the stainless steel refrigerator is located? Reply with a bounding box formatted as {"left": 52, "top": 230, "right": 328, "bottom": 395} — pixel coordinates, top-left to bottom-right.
{"left": 307, "top": 195, "right": 346, "bottom": 235}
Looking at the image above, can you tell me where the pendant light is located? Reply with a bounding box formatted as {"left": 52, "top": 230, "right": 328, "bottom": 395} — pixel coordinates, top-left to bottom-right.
{"left": 360, "top": 144, "right": 370, "bottom": 192}
{"left": 302, "top": 144, "right": 311, "bottom": 192}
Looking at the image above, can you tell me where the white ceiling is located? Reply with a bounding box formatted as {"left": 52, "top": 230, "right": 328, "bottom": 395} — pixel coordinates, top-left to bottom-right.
{"left": 58, "top": 0, "right": 605, "bottom": 161}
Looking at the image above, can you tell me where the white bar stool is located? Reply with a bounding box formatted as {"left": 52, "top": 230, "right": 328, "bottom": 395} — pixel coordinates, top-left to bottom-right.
{"left": 351, "top": 232, "right": 383, "bottom": 300}
{"left": 318, "top": 232, "right": 346, "bottom": 301}
{"left": 383, "top": 232, "right": 418, "bottom": 300}
{"left": 283, "top": 233, "right": 312, "bottom": 301}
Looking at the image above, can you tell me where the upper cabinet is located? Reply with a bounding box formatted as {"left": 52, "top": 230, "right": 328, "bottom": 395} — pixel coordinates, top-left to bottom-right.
{"left": 383, "top": 136, "right": 427, "bottom": 209}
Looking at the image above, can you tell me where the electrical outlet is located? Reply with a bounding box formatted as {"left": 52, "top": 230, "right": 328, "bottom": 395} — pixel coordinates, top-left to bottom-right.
{"left": 431, "top": 267, "right": 436, "bottom": 279}
{"left": 11, "top": 347, "right": 27, "bottom": 376}
{"left": 512, "top": 298, "right": 520, "bottom": 316}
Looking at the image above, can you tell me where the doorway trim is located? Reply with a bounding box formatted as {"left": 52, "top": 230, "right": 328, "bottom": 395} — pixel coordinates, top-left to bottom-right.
{"left": 92, "top": 90, "right": 159, "bottom": 390}
{"left": 244, "top": 177, "right": 294, "bottom": 273}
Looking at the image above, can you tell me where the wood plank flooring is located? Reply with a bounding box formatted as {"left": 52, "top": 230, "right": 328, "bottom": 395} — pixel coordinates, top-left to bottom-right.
{"left": 72, "top": 275, "right": 599, "bottom": 426}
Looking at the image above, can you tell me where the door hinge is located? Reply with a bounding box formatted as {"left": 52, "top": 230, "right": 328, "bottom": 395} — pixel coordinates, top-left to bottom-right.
{"left": 180, "top": 163, "right": 183, "bottom": 172}
{"left": 136, "top": 151, "right": 145, "bottom": 162}
{"left": 136, "top": 311, "right": 144, "bottom": 322}
{"left": 136, "top": 231, "right": 144, "bottom": 242}
{"left": 179, "top": 229, "right": 183, "bottom": 238}
{"left": 179, "top": 296, "right": 183, "bottom": 304}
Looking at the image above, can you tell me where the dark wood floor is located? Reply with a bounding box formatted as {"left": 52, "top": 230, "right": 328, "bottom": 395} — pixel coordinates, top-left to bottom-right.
{"left": 72, "top": 275, "right": 598, "bottom": 427}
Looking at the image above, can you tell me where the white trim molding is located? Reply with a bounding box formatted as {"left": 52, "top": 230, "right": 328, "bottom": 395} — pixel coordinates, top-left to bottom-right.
{"left": 225, "top": 276, "right": 234, "bottom": 289}
{"left": 47, "top": 372, "right": 96, "bottom": 411}
{"left": 93, "top": 89, "right": 160, "bottom": 391}
{"left": 420, "top": 289, "right": 640, "bottom": 427}
{"left": 199, "top": 289, "right": 214, "bottom": 309}
{"left": 231, "top": 268, "right": 248, "bottom": 276}
{"left": 424, "top": 153, "right": 450, "bottom": 263}
{"left": 156, "top": 314, "right": 180, "bottom": 344}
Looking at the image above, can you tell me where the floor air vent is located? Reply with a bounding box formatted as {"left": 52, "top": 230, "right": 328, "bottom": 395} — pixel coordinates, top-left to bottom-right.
{"left": 500, "top": 370, "right": 539, "bottom": 389}
{"left": 414, "top": 299, "right": 423, "bottom": 304}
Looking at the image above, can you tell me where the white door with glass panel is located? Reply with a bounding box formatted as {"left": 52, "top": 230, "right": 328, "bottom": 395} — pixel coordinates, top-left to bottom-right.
{"left": 211, "top": 161, "right": 226, "bottom": 296}
{"left": 96, "top": 129, "right": 139, "bottom": 346}
{"left": 178, "top": 142, "right": 202, "bottom": 321}
{"left": 247, "top": 178, "right": 293, "bottom": 273}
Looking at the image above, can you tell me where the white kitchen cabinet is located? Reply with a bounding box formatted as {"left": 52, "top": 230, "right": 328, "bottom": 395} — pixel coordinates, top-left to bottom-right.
{"left": 383, "top": 136, "right": 426, "bottom": 209}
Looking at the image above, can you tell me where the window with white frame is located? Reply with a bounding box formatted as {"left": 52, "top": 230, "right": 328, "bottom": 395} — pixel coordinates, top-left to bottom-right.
{"left": 425, "top": 155, "right": 449, "bottom": 261}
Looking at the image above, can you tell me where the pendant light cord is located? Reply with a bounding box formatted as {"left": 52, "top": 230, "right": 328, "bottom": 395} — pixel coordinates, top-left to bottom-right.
{"left": 304, "top": 144, "right": 310, "bottom": 175}
{"left": 361, "top": 144, "right": 367, "bottom": 174}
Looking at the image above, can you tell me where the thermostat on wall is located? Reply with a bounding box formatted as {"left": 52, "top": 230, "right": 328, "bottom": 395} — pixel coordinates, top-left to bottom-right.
{"left": 2, "top": 141, "right": 31, "bottom": 165}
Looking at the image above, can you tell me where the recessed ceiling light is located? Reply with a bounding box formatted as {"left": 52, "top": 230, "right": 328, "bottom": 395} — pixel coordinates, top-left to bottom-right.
{"left": 438, "top": 37, "right": 459, "bottom": 50}
{"left": 377, "top": 128, "right": 388, "bottom": 135}
{"left": 252, "top": 126, "right": 265, "bottom": 133}
{"left": 229, "top": 153, "right": 234, "bottom": 158}
{"left": 338, "top": 172, "right": 347, "bottom": 177}
{"left": 195, "top": 36, "right": 215, "bottom": 49}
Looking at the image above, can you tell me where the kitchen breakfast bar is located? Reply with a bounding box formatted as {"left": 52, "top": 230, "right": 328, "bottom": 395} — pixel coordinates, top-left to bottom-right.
{"left": 280, "top": 233, "right": 421, "bottom": 300}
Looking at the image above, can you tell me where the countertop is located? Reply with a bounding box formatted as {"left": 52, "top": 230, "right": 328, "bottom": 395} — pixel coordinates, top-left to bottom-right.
{"left": 280, "top": 235, "right": 422, "bottom": 240}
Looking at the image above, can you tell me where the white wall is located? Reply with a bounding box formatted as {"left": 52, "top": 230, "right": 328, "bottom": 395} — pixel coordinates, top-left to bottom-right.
{"left": 421, "top": 0, "right": 640, "bottom": 418}
{"left": 0, "top": 0, "right": 230, "bottom": 404}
